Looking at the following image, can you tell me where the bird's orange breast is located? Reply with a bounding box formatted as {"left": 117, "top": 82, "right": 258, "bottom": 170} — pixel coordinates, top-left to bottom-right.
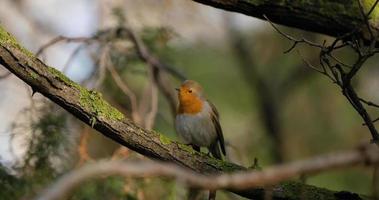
{"left": 178, "top": 95, "right": 203, "bottom": 114}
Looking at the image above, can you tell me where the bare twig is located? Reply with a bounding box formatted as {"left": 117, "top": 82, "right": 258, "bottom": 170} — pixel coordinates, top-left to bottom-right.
{"left": 266, "top": 7, "right": 379, "bottom": 144}
{"left": 143, "top": 69, "right": 159, "bottom": 130}
{"left": 263, "top": 15, "right": 323, "bottom": 53}
{"left": 124, "top": 27, "right": 186, "bottom": 81}
{"left": 111, "top": 147, "right": 130, "bottom": 160}
{"left": 372, "top": 117, "right": 379, "bottom": 124}
{"left": 359, "top": 98, "right": 379, "bottom": 109}
{"left": 77, "top": 127, "right": 92, "bottom": 166}
{"left": 36, "top": 36, "right": 92, "bottom": 57}
{"left": 298, "top": 52, "right": 337, "bottom": 83}
{"left": 368, "top": 0, "right": 379, "bottom": 17}
{"left": 358, "top": 0, "right": 374, "bottom": 40}
{"left": 326, "top": 54, "right": 352, "bottom": 69}
{"left": 105, "top": 49, "right": 140, "bottom": 123}
{"left": 92, "top": 44, "right": 109, "bottom": 89}
{"left": 62, "top": 44, "right": 87, "bottom": 73}
{"left": 36, "top": 144, "right": 379, "bottom": 200}
{"left": 124, "top": 28, "right": 179, "bottom": 116}
{"left": 138, "top": 76, "right": 154, "bottom": 125}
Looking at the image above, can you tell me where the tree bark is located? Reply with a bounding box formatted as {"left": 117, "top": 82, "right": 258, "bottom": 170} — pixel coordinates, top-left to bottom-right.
{"left": 0, "top": 27, "right": 369, "bottom": 199}
{"left": 192, "top": 0, "right": 379, "bottom": 41}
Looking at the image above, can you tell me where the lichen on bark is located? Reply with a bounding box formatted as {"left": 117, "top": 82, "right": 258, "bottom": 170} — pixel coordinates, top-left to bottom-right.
{"left": 159, "top": 134, "right": 173, "bottom": 145}
{"left": 79, "top": 90, "right": 124, "bottom": 121}
{"left": 0, "top": 26, "right": 34, "bottom": 58}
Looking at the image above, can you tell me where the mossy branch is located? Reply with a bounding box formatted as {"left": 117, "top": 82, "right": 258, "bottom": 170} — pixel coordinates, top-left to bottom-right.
{"left": 0, "top": 26, "right": 370, "bottom": 199}
{"left": 192, "top": 0, "right": 379, "bottom": 42}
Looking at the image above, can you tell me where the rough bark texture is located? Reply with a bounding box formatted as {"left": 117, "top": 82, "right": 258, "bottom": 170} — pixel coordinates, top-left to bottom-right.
{"left": 0, "top": 27, "right": 370, "bottom": 199}
{"left": 193, "top": 0, "right": 379, "bottom": 40}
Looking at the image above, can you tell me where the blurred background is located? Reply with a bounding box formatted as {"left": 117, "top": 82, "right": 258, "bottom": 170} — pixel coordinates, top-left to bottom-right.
{"left": 0, "top": 0, "right": 378, "bottom": 199}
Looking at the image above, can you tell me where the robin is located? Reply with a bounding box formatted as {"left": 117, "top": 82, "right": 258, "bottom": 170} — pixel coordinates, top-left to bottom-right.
{"left": 175, "top": 80, "right": 226, "bottom": 200}
{"left": 175, "top": 80, "right": 226, "bottom": 158}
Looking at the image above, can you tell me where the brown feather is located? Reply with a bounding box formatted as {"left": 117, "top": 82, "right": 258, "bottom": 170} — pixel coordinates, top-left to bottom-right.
{"left": 208, "top": 101, "right": 226, "bottom": 156}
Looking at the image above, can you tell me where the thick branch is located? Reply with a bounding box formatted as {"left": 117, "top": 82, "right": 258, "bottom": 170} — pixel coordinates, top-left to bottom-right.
{"left": 192, "top": 0, "right": 379, "bottom": 41}
{"left": 0, "top": 27, "right": 370, "bottom": 200}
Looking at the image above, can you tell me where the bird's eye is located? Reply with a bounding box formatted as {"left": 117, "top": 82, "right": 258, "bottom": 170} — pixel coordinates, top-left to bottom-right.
{"left": 188, "top": 89, "right": 192, "bottom": 93}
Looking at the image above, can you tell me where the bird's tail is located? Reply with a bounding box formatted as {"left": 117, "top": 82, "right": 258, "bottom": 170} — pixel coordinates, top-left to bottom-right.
{"left": 209, "top": 142, "right": 223, "bottom": 160}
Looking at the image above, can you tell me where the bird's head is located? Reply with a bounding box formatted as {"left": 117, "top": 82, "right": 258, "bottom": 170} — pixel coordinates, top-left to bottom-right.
{"left": 176, "top": 80, "right": 204, "bottom": 113}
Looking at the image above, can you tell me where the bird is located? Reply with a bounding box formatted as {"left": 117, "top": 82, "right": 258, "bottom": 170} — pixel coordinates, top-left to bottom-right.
{"left": 175, "top": 80, "right": 226, "bottom": 159}
{"left": 175, "top": 80, "right": 226, "bottom": 200}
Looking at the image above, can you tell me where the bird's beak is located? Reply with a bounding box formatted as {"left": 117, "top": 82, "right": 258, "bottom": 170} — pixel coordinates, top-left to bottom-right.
{"left": 175, "top": 88, "right": 179, "bottom": 92}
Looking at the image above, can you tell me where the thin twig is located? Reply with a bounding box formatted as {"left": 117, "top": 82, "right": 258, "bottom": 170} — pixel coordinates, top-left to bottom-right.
{"left": 358, "top": 0, "right": 379, "bottom": 45}
{"left": 36, "top": 144, "right": 379, "bottom": 200}
{"left": 326, "top": 54, "right": 352, "bottom": 69}
{"left": 266, "top": 8, "right": 379, "bottom": 144}
{"left": 105, "top": 48, "right": 140, "bottom": 123}
{"left": 36, "top": 36, "right": 92, "bottom": 57}
{"left": 368, "top": 0, "right": 379, "bottom": 17}
{"left": 77, "top": 127, "right": 92, "bottom": 166}
{"left": 144, "top": 72, "right": 159, "bottom": 130}
{"left": 125, "top": 28, "right": 179, "bottom": 116}
{"left": 359, "top": 98, "right": 379, "bottom": 109}
{"left": 298, "top": 51, "right": 336, "bottom": 83}
{"left": 62, "top": 44, "right": 88, "bottom": 73}
{"left": 111, "top": 147, "right": 130, "bottom": 160}
{"left": 93, "top": 44, "right": 109, "bottom": 89}
{"left": 263, "top": 15, "right": 323, "bottom": 52}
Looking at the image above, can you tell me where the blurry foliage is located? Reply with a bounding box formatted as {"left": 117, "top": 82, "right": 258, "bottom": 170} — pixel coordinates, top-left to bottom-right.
{"left": 0, "top": 103, "right": 71, "bottom": 199}
{"left": 23, "top": 106, "right": 68, "bottom": 175}
{"left": 0, "top": 165, "right": 26, "bottom": 200}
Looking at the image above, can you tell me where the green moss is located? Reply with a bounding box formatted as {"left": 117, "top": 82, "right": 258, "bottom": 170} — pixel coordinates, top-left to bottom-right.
{"left": 0, "top": 26, "right": 34, "bottom": 58}
{"left": 206, "top": 157, "right": 245, "bottom": 173}
{"left": 46, "top": 66, "right": 124, "bottom": 122}
{"left": 30, "top": 72, "right": 38, "bottom": 79}
{"left": 79, "top": 90, "right": 124, "bottom": 121}
{"left": 46, "top": 65, "right": 124, "bottom": 122}
{"left": 159, "top": 134, "right": 172, "bottom": 145}
{"left": 47, "top": 66, "right": 78, "bottom": 87}
{"left": 177, "top": 143, "right": 195, "bottom": 154}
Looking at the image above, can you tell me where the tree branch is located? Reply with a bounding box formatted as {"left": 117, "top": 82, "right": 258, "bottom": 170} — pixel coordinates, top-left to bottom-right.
{"left": 192, "top": 0, "right": 379, "bottom": 43}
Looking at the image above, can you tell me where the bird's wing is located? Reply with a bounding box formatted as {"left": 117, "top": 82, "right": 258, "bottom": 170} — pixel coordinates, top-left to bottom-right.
{"left": 208, "top": 101, "right": 226, "bottom": 156}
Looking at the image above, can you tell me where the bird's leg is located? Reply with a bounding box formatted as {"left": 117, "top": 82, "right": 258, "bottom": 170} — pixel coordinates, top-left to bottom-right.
{"left": 190, "top": 144, "right": 200, "bottom": 152}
